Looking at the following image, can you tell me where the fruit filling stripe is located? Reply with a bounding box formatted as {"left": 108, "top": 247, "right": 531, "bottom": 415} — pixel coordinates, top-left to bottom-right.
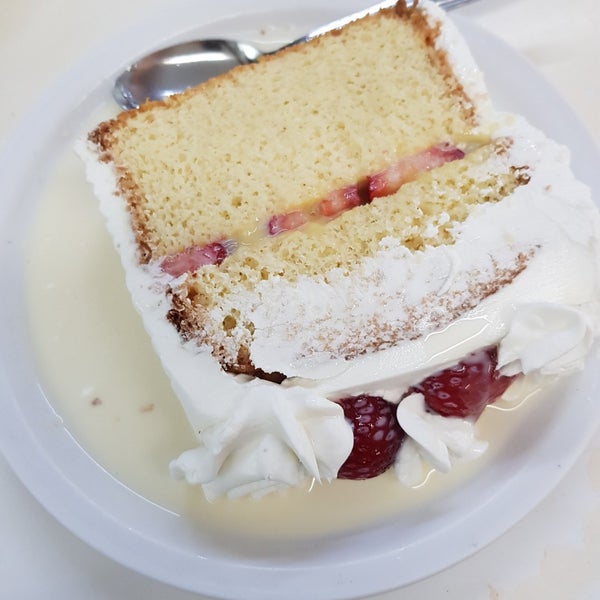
{"left": 159, "top": 142, "right": 465, "bottom": 277}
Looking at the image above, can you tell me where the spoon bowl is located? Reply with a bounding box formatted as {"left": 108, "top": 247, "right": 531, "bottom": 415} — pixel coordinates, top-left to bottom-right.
{"left": 113, "top": 0, "right": 479, "bottom": 110}
{"left": 113, "top": 39, "right": 262, "bottom": 108}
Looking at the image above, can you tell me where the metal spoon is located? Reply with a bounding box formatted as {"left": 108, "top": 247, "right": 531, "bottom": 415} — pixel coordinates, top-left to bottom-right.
{"left": 113, "top": 0, "right": 479, "bottom": 110}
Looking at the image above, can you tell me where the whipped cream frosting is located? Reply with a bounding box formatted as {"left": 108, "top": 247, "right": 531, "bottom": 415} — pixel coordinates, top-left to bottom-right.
{"left": 394, "top": 392, "right": 488, "bottom": 486}
{"left": 76, "top": 2, "right": 600, "bottom": 499}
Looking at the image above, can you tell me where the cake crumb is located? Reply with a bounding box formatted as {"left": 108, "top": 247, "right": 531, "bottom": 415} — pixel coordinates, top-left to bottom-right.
{"left": 140, "top": 403, "right": 155, "bottom": 413}
{"left": 90, "top": 397, "right": 102, "bottom": 406}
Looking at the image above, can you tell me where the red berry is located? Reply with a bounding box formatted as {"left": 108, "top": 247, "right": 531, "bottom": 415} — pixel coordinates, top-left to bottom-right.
{"left": 368, "top": 143, "right": 465, "bottom": 200}
{"left": 337, "top": 394, "right": 405, "bottom": 480}
{"left": 318, "top": 184, "right": 362, "bottom": 217}
{"left": 160, "top": 241, "right": 228, "bottom": 276}
{"left": 268, "top": 210, "right": 308, "bottom": 235}
{"left": 411, "top": 347, "right": 515, "bottom": 419}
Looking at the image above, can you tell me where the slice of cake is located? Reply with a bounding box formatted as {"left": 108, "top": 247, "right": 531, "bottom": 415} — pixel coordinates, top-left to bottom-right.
{"left": 77, "top": 0, "right": 600, "bottom": 500}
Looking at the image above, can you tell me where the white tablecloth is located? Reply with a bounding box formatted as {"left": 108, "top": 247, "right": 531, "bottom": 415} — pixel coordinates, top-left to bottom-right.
{"left": 1, "top": 0, "right": 599, "bottom": 598}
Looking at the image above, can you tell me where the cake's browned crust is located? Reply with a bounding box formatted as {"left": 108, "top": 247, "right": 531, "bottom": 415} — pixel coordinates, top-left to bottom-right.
{"left": 89, "top": 124, "right": 154, "bottom": 264}
{"left": 166, "top": 282, "right": 286, "bottom": 381}
{"left": 396, "top": 2, "right": 477, "bottom": 124}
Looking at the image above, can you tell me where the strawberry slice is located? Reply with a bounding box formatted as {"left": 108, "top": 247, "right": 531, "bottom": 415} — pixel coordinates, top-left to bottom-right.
{"left": 318, "top": 184, "right": 362, "bottom": 217}
{"left": 337, "top": 394, "right": 405, "bottom": 479}
{"left": 411, "top": 347, "right": 515, "bottom": 419}
{"left": 368, "top": 143, "right": 465, "bottom": 200}
{"left": 160, "top": 241, "right": 228, "bottom": 277}
{"left": 268, "top": 210, "right": 309, "bottom": 236}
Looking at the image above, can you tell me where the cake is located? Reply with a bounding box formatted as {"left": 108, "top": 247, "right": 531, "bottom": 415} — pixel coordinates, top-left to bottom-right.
{"left": 77, "top": 0, "right": 600, "bottom": 500}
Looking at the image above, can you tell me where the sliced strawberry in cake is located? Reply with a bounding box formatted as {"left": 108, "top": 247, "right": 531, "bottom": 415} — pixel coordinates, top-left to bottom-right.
{"left": 160, "top": 241, "right": 229, "bottom": 277}
{"left": 268, "top": 211, "right": 309, "bottom": 236}
{"left": 368, "top": 143, "right": 465, "bottom": 199}
{"left": 318, "top": 184, "right": 363, "bottom": 217}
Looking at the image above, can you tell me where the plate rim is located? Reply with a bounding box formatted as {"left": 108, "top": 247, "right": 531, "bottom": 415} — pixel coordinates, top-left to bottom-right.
{"left": 1, "top": 2, "right": 599, "bottom": 599}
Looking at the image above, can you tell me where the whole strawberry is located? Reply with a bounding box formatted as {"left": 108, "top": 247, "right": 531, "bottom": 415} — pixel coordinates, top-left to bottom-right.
{"left": 412, "top": 347, "right": 515, "bottom": 419}
{"left": 337, "top": 394, "right": 405, "bottom": 480}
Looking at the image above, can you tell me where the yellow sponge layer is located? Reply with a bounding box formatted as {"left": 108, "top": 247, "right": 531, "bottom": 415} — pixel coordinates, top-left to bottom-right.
{"left": 92, "top": 7, "right": 478, "bottom": 261}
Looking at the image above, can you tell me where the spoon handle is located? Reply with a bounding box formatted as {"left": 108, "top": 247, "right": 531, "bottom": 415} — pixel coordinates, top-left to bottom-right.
{"left": 437, "top": 0, "right": 480, "bottom": 8}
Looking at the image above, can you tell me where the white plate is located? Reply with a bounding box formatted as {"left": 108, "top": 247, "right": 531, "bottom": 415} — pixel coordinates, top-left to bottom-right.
{"left": 1, "top": 2, "right": 600, "bottom": 599}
